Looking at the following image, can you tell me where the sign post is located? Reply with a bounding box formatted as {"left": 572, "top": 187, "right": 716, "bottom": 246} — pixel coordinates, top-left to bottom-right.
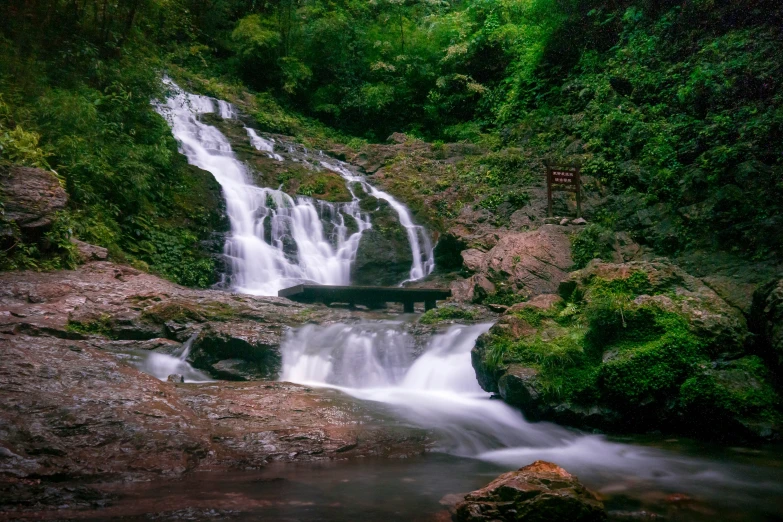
{"left": 546, "top": 164, "right": 581, "bottom": 218}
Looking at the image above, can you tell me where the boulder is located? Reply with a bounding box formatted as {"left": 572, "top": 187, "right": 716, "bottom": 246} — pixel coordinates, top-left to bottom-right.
{"left": 70, "top": 238, "right": 109, "bottom": 262}
{"left": 167, "top": 373, "right": 185, "bottom": 383}
{"left": 471, "top": 274, "right": 496, "bottom": 303}
{"left": 454, "top": 460, "right": 607, "bottom": 522}
{"left": 564, "top": 260, "right": 749, "bottom": 358}
{"left": 450, "top": 274, "right": 497, "bottom": 304}
{"left": 472, "top": 260, "right": 780, "bottom": 440}
{"left": 0, "top": 165, "right": 68, "bottom": 232}
{"left": 461, "top": 249, "right": 486, "bottom": 273}
{"left": 498, "top": 364, "right": 540, "bottom": 409}
{"left": 351, "top": 198, "right": 414, "bottom": 286}
{"left": 188, "top": 323, "right": 283, "bottom": 381}
{"left": 479, "top": 225, "right": 573, "bottom": 297}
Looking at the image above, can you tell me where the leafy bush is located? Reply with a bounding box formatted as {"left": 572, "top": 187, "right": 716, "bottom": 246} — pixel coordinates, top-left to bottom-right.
{"left": 571, "top": 224, "right": 615, "bottom": 269}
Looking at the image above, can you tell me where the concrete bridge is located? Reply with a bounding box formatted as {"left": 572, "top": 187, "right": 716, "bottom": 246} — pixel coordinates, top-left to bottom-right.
{"left": 278, "top": 285, "right": 451, "bottom": 312}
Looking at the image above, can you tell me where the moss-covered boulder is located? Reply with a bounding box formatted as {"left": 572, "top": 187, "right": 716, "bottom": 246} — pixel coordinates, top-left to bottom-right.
{"left": 473, "top": 261, "right": 781, "bottom": 441}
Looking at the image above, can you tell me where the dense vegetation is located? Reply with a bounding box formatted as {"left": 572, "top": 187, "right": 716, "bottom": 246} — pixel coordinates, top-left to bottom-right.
{"left": 2, "top": 0, "right": 782, "bottom": 279}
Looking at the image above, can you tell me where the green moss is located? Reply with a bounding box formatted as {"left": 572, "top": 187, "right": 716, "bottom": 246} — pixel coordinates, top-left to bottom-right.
{"left": 571, "top": 224, "right": 615, "bottom": 270}
{"left": 599, "top": 327, "right": 704, "bottom": 408}
{"left": 483, "top": 288, "right": 527, "bottom": 307}
{"left": 474, "top": 262, "right": 779, "bottom": 419}
{"left": 140, "top": 300, "right": 237, "bottom": 324}
{"left": 419, "top": 306, "right": 476, "bottom": 325}
{"left": 679, "top": 356, "right": 781, "bottom": 422}
{"left": 66, "top": 314, "right": 113, "bottom": 337}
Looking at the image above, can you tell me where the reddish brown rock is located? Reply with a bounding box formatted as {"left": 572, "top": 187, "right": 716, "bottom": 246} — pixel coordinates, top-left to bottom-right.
{"left": 454, "top": 461, "right": 607, "bottom": 522}
{"left": 0, "top": 165, "right": 67, "bottom": 231}
{"left": 0, "top": 332, "right": 428, "bottom": 485}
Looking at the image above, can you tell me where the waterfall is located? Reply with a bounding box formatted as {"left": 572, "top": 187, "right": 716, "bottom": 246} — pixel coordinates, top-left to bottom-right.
{"left": 320, "top": 161, "right": 435, "bottom": 282}
{"left": 245, "top": 128, "right": 283, "bottom": 161}
{"left": 155, "top": 79, "right": 374, "bottom": 295}
{"left": 155, "top": 79, "right": 433, "bottom": 293}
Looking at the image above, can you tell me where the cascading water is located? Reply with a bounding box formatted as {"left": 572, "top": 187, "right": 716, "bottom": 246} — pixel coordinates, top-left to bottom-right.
{"left": 321, "top": 161, "right": 435, "bottom": 282}
{"left": 280, "top": 321, "right": 783, "bottom": 505}
{"left": 245, "top": 128, "right": 283, "bottom": 161}
{"left": 155, "top": 79, "right": 433, "bottom": 293}
{"left": 126, "top": 333, "right": 212, "bottom": 383}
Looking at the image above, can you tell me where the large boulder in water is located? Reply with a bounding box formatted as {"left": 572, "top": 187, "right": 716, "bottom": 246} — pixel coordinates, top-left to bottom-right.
{"left": 454, "top": 460, "right": 607, "bottom": 522}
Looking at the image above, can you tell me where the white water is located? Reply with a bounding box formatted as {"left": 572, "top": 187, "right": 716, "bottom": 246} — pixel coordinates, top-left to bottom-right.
{"left": 130, "top": 334, "right": 212, "bottom": 383}
{"left": 321, "top": 161, "right": 435, "bottom": 282}
{"left": 246, "top": 128, "right": 283, "bottom": 161}
{"left": 156, "top": 79, "right": 433, "bottom": 293}
{"left": 155, "top": 79, "right": 375, "bottom": 295}
{"left": 280, "top": 321, "right": 783, "bottom": 501}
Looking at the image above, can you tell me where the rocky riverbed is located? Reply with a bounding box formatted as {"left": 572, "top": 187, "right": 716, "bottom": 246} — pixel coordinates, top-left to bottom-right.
{"left": 0, "top": 261, "right": 434, "bottom": 518}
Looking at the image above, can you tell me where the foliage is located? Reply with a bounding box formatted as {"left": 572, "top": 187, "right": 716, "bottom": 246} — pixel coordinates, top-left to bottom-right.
{"left": 570, "top": 224, "right": 615, "bottom": 269}
{"left": 419, "top": 305, "right": 476, "bottom": 325}
{"left": 0, "top": 13, "right": 227, "bottom": 285}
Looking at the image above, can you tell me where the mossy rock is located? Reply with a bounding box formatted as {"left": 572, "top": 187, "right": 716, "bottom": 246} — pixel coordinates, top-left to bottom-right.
{"left": 419, "top": 305, "right": 476, "bottom": 325}
{"left": 474, "top": 261, "right": 782, "bottom": 441}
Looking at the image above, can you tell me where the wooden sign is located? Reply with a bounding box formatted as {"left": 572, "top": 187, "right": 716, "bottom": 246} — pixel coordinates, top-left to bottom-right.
{"left": 546, "top": 164, "right": 582, "bottom": 218}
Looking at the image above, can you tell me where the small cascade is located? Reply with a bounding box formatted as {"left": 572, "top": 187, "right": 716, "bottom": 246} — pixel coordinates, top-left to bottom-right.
{"left": 245, "top": 128, "right": 283, "bottom": 161}
{"left": 132, "top": 333, "right": 212, "bottom": 383}
{"left": 281, "top": 322, "right": 566, "bottom": 454}
{"left": 321, "top": 161, "right": 435, "bottom": 282}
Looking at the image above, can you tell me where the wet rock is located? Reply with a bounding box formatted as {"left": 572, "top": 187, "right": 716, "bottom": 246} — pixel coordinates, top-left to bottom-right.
{"left": 0, "top": 165, "right": 67, "bottom": 232}
{"left": 454, "top": 460, "right": 607, "bottom": 522}
{"left": 189, "top": 323, "right": 283, "bottom": 381}
{"left": 497, "top": 365, "right": 540, "bottom": 409}
{"left": 471, "top": 274, "right": 496, "bottom": 303}
{"left": 450, "top": 278, "right": 475, "bottom": 303}
{"left": 167, "top": 374, "right": 185, "bottom": 383}
{"left": 70, "top": 238, "right": 109, "bottom": 262}
{"left": 0, "top": 332, "right": 429, "bottom": 486}
{"left": 351, "top": 198, "right": 414, "bottom": 286}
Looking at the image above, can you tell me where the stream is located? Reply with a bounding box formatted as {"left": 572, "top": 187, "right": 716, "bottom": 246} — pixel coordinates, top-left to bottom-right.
{"left": 137, "top": 83, "right": 783, "bottom": 521}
